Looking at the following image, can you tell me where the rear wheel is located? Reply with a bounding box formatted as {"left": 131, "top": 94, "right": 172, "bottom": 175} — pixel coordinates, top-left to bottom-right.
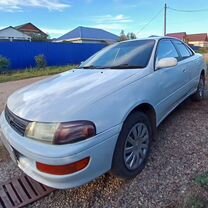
{"left": 192, "top": 75, "right": 205, "bottom": 101}
{"left": 111, "top": 112, "right": 152, "bottom": 179}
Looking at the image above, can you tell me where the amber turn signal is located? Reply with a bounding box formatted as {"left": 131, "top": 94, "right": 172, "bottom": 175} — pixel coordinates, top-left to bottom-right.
{"left": 36, "top": 157, "right": 90, "bottom": 175}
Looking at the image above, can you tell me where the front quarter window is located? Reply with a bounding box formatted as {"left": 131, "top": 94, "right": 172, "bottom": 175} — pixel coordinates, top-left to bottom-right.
{"left": 79, "top": 40, "right": 155, "bottom": 69}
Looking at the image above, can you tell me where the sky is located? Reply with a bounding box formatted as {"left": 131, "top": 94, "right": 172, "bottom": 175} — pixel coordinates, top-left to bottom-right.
{"left": 0, "top": 0, "right": 208, "bottom": 38}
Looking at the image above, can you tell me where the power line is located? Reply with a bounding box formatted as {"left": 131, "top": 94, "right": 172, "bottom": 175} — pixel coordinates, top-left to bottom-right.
{"left": 136, "top": 4, "right": 208, "bottom": 37}
{"left": 168, "top": 7, "right": 208, "bottom": 13}
{"left": 136, "top": 8, "right": 163, "bottom": 35}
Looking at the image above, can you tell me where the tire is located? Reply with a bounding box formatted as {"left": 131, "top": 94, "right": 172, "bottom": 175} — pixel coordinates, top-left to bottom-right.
{"left": 192, "top": 74, "right": 205, "bottom": 102}
{"left": 111, "top": 111, "right": 152, "bottom": 179}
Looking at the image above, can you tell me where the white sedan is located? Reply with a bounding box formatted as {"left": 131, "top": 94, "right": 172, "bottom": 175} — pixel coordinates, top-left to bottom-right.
{"left": 0, "top": 37, "right": 206, "bottom": 189}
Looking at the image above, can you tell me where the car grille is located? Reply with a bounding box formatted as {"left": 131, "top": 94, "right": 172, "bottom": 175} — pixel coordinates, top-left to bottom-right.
{"left": 4, "top": 106, "right": 29, "bottom": 136}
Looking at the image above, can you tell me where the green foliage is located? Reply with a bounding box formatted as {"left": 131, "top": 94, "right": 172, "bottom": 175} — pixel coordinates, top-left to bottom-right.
{"left": 195, "top": 173, "right": 208, "bottom": 187}
{"left": 0, "top": 65, "right": 76, "bottom": 83}
{"left": 31, "top": 33, "right": 48, "bottom": 42}
{"left": 198, "top": 47, "right": 208, "bottom": 54}
{"left": 185, "top": 197, "right": 208, "bottom": 208}
{"left": 183, "top": 173, "right": 208, "bottom": 208}
{"left": 120, "top": 30, "right": 137, "bottom": 42}
{"left": 120, "top": 30, "right": 128, "bottom": 41}
{"left": 130, "top": 33, "right": 137, "bottom": 39}
{"left": 35, "top": 54, "right": 47, "bottom": 69}
{"left": 0, "top": 56, "right": 10, "bottom": 72}
{"left": 127, "top": 32, "right": 137, "bottom": 40}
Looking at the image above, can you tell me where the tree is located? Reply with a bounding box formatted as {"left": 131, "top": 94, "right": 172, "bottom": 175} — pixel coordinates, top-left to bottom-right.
{"left": 119, "top": 30, "right": 127, "bottom": 41}
{"left": 130, "top": 33, "right": 137, "bottom": 39}
{"left": 120, "top": 31, "right": 137, "bottom": 41}
{"left": 127, "top": 33, "right": 131, "bottom": 40}
{"left": 0, "top": 56, "right": 10, "bottom": 73}
{"left": 31, "top": 33, "right": 48, "bottom": 42}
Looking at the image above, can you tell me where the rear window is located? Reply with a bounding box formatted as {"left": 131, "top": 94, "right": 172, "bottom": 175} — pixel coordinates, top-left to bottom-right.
{"left": 172, "top": 40, "right": 193, "bottom": 59}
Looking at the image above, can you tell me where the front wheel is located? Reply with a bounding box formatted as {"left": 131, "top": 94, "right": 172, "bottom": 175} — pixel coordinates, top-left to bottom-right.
{"left": 111, "top": 112, "right": 152, "bottom": 179}
{"left": 192, "top": 75, "right": 205, "bottom": 101}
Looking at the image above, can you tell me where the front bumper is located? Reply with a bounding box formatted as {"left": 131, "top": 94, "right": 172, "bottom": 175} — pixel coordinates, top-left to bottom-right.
{"left": 0, "top": 112, "right": 121, "bottom": 189}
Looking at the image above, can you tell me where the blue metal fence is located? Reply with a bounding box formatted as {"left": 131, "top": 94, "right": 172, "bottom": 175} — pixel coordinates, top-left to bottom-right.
{"left": 0, "top": 42, "right": 106, "bottom": 70}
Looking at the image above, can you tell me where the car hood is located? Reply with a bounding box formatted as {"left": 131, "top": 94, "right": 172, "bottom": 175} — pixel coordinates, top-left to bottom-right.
{"left": 7, "top": 69, "right": 147, "bottom": 122}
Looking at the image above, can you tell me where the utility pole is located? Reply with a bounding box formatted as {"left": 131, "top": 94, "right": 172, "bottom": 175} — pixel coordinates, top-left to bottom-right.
{"left": 164, "top": 3, "right": 167, "bottom": 36}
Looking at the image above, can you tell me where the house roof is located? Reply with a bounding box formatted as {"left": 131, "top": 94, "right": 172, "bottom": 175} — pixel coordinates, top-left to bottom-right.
{"left": 15, "top": 22, "right": 48, "bottom": 36}
{"left": 57, "top": 26, "right": 119, "bottom": 42}
{"left": 0, "top": 26, "right": 12, "bottom": 33}
{"left": 166, "top": 32, "right": 187, "bottom": 40}
{"left": 0, "top": 26, "right": 31, "bottom": 39}
{"left": 186, "top": 33, "right": 208, "bottom": 42}
{"left": 15, "top": 23, "right": 30, "bottom": 29}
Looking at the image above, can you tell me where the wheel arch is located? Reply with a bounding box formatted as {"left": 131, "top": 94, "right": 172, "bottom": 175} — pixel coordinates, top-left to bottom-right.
{"left": 123, "top": 103, "right": 157, "bottom": 140}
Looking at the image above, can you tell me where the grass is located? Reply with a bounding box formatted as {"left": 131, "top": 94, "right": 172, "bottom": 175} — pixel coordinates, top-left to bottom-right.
{"left": 198, "top": 48, "right": 208, "bottom": 54}
{"left": 185, "top": 197, "right": 208, "bottom": 208}
{"left": 0, "top": 65, "right": 76, "bottom": 83}
{"left": 183, "top": 173, "right": 208, "bottom": 208}
{"left": 195, "top": 173, "right": 208, "bottom": 188}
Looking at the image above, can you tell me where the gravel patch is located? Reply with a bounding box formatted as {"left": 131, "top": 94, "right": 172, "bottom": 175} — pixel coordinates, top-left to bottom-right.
{"left": 0, "top": 77, "right": 208, "bottom": 208}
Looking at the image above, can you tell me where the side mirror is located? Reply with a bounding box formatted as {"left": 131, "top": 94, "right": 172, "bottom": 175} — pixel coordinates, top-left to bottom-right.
{"left": 156, "top": 57, "right": 178, "bottom": 70}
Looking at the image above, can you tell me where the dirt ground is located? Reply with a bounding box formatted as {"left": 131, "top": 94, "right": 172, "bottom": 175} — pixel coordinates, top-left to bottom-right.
{"left": 0, "top": 76, "right": 208, "bottom": 208}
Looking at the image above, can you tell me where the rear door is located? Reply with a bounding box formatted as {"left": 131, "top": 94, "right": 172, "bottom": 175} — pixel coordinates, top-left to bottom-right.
{"left": 153, "top": 39, "right": 188, "bottom": 122}
{"left": 171, "top": 39, "right": 198, "bottom": 93}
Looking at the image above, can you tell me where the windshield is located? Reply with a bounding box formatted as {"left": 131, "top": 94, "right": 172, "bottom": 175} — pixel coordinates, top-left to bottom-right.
{"left": 79, "top": 39, "right": 155, "bottom": 69}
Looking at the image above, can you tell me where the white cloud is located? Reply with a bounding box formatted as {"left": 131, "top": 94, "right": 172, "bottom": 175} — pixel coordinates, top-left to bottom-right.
{"left": 90, "top": 14, "right": 133, "bottom": 34}
{"left": 93, "top": 24, "right": 127, "bottom": 31}
{"left": 94, "top": 14, "right": 133, "bottom": 24}
{"left": 0, "top": 0, "right": 71, "bottom": 12}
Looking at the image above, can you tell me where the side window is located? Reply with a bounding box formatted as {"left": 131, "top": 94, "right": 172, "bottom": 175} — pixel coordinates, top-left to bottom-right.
{"left": 185, "top": 45, "right": 194, "bottom": 56}
{"left": 156, "top": 40, "right": 179, "bottom": 62}
{"left": 172, "top": 40, "right": 192, "bottom": 59}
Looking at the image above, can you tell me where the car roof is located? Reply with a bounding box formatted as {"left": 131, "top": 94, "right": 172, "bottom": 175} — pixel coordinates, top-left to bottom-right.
{"left": 121, "top": 36, "right": 182, "bottom": 43}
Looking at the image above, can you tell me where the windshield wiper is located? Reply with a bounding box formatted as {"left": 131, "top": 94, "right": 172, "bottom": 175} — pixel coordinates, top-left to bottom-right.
{"left": 109, "top": 64, "right": 144, "bottom": 69}
{"left": 79, "top": 64, "right": 144, "bottom": 69}
{"left": 79, "top": 65, "right": 98, "bottom": 69}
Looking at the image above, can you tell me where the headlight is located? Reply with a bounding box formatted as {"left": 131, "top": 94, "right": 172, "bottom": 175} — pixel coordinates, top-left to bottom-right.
{"left": 25, "top": 121, "right": 96, "bottom": 145}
